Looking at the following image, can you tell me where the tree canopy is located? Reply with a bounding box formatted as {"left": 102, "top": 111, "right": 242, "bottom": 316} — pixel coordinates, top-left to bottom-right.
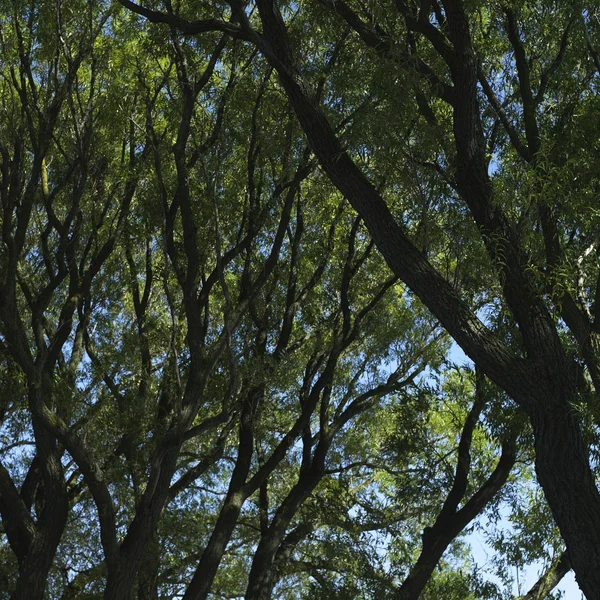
{"left": 0, "top": 0, "right": 599, "bottom": 598}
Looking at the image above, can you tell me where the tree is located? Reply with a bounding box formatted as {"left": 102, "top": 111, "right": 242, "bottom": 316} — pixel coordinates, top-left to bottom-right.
{"left": 0, "top": 0, "right": 595, "bottom": 598}
{"left": 115, "top": 0, "right": 600, "bottom": 596}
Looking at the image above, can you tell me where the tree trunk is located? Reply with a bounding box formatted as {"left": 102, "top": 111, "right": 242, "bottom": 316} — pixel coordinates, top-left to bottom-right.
{"left": 12, "top": 386, "right": 70, "bottom": 600}
{"left": 529, "top": 393, "right": 600, "bottom": 598}
{"left": 103, "top": 442, "right": 181, "bottom": 600}
{"left": 137, "top": 537, "right": 160, "bottom": 600}
{"left": 182, "top": 387, "right": 257, "bottom": 600}
{"left": 245, "top": 445, "right": 327, "bottom": 600}
{"left": 13, "top": 526, "right": 66, "bottom": 600}
{"left": 11, "top": 472, "right": 68, "bottom": 600}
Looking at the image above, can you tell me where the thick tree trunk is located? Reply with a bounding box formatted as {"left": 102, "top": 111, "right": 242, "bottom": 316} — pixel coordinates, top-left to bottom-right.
{"left": 13, "top": 525, "right": 66, "bottom": 600}
{"left": 529, "top": 394, "right": 600, "bottom": 598}
{"left": 11, "top": 473, "right": 68, "bottom": 600}
{"left": 137, "top": 538, "right": 160, "bottom": 600}
{"left": 103, "top": 443, "right": 181, "bottom": 600}
{"left": 12, "top": 387, "right": 70, "bottom": 600}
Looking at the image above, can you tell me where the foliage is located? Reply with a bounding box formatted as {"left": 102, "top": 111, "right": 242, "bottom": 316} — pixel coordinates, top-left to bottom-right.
{"left": 1, "top": 0, "right": 599, "bottom": 599}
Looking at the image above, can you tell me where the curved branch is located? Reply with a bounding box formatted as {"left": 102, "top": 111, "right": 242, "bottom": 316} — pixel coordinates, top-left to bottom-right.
{"left": 116, "top": 0, "right": 243, "bottom": 36}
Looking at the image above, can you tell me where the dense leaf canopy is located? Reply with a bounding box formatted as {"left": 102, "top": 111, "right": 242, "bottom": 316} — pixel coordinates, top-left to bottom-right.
{"left": 0, "top": 0, "right": 599, "bottom": 598}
